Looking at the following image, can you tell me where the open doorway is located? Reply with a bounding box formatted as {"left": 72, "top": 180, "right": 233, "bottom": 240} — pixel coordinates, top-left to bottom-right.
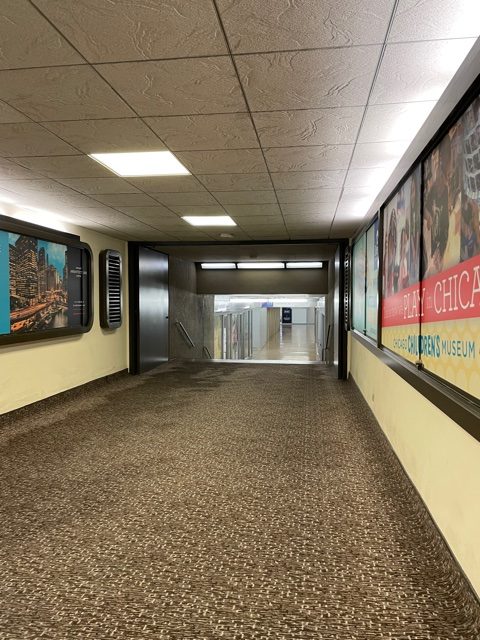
{"left": 214, "top": 294, "right": 328, "bottom": 363}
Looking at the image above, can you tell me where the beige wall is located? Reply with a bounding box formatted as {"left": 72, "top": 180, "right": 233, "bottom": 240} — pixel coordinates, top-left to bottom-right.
{"left": 349, "top": 335, "right": 480, "bottom": 597}
{"left": 0, "top": 223, "right": 129, "bottom": 415}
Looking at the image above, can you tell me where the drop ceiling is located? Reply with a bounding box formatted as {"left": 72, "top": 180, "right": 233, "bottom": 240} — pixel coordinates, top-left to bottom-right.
{"left": 0, "top": 0, "right": 478, "bottom": 242}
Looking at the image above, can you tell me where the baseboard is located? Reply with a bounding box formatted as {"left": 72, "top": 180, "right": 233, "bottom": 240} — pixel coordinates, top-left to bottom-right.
{"left": 349, "top": 372, "right": 480, "bottom": 606}
{"left": 0, "top": 369, "right": 129, "bottom": 424}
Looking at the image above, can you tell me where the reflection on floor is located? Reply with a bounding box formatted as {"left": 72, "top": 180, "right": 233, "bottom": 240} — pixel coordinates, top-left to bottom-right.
{"left": 1, "top": 362, "right": 479, "bottom": 638}
{"left": 252, "top": 323, "right": 321, "bottom": 362}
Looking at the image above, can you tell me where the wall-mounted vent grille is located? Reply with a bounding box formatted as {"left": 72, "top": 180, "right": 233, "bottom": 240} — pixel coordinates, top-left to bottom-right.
{"left": 100, "top": 249, "right": 122, "bottom": 329}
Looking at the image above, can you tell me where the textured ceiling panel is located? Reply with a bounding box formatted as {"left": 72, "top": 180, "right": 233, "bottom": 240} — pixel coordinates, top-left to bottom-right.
{"left": 0, "top": 2, "right": 475, "bottom": 242}
{"left": 389, "top": 0, "right": 480, "bottom": 42}
{"left": 96, "top": 58, "right": 246, "bottom": 116}
{"left": 253, "top": 107, "right": 364, "bottom": 147}
{"left": 0, "top": 0, "right": 83, "bottom": 69}
{"left": 145, "top": 114, "right": 259, "bottom": 151}
{"left": 42, "top": 118, "right": 165, "bottom": 154}
{"left": 217, "top": 0, "right": 394, "bottom": 53}
{"left": 33, "top": 0, "right": 227, "bottom": 62}
{"left": 0, "top": 66, "right": 134, "bottom": 121}
{"left": 236, "top": 47, "right": 381, "bottom": 111}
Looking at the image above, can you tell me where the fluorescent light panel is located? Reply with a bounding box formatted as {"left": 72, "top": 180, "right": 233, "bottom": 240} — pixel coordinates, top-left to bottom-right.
{"left": 201, "top": 263, "right": 236, "bottom": 269}
{"left": 286, "top": 262, "right": 323, "bottom": 269}
{"left": 89, "top": 151, "right": 189, "bottom": 176}
{"left": 237, "top": 262, "right": 284, "bottom": 269}
{"left": 183, "top": 216, "right": 236, "bottom": 227}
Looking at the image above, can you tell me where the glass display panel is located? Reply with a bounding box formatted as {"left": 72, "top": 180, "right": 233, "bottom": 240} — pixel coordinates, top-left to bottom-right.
{"left": 381, "top": 166, "right": 422, "bottom": 363}
{"left": 421, "top": 95, "right": 480, "bottom": 399}
{"left": 0, "top": 228, "right": 91, "bottom": 341}
{"left": 366, "top": 219, "right": 379, "bottom": 339}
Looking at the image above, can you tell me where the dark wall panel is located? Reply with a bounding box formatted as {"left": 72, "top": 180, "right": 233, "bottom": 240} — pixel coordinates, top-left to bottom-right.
{"left": 197, "top": 268, "right": 328, "bottom": 295}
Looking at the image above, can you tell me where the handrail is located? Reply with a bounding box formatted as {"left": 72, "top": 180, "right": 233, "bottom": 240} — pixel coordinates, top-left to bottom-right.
{"left": 203, "top": 346, "right": 212, "bottom": 359}
{"left": 175, "top": 321, "right": 195, "bottom": 347}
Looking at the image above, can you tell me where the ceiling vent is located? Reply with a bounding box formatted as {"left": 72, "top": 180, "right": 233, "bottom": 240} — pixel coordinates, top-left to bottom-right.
{"left": 100, "top": 249, "right": 122, "bottom": 329}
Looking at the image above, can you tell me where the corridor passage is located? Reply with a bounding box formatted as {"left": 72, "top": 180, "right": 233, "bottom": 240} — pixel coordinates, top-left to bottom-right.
{"left": 252, "top": 324, "right": 321, "bottom": 362}
{"left": 0, "top": 364, "right": 479, "bottom": 639}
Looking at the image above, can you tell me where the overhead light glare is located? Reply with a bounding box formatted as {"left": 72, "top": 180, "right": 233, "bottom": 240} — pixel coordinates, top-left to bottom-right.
{"left": 237, "top": 262, "right": 285, "bottom": 269}
{"left": 201, "top": 263, "right": 236, "bottom": 269}
{"left": 286, "top": 262, "right": 323, "bottom": 269}
{"left": 89, "top": 151, "right": 190, "bottom": 176}
{"left": 183, "top": 216, "right": 236, "bottom": 227}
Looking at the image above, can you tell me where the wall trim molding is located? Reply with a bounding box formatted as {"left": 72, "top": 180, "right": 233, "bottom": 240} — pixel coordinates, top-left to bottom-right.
{"left": 350, "top": 331, "right": 480, "bottom": 442}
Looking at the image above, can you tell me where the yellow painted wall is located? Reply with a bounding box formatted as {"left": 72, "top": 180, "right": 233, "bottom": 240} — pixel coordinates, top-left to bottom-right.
{"left": 0, "top": 224, "right": 128, "bottom": 415}
{"left": 349, "top": 334, "right": 480, "bottom": 597}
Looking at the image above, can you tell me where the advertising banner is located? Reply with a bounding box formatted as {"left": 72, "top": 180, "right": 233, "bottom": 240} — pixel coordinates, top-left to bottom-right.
{"left": 366, "top": 219, "right": 379, "bottom": 339}
{"left": 0, "top": 229, "right": 90, "bottom": 339}
{"left": 381, "top": 166, "right": 422, "bottom": 363}
{"left": 420, "top": 96, "right": 480, "bottom": 398}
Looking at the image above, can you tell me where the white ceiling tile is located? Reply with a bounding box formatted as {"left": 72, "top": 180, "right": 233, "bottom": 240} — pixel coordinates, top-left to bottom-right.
{"left": 370, "top": 39, "right": 477, "bottom": 104}
{"left": 33, "top": 0, "right": 227, "bottom": 63}
{"left": 0, "top": 123, "right": 78, "bottom": 157}
{"left": 236, "top": 47, "right": 381, "bottom": 111}
{"left": 56, "top": 177, "right": 141, "bottom": 195}
{"left": 358, "top": 102, "right": 436, "bottom": 143}
{"left": 248, "top": 231, "right": 290, "bottom": 239}
{"left": 343, "top": 167, "right": 391, "bottom": 189}
{"left": 213, "top": 190, "right": 277, "bottom": 205}
{"left": 217, "top": 0, "right": 394, "bottom": 52}
{"left": 0, "top": 178, "right": 71, "bottom": 195}
{"left": 13, "top": 155, "right": 114, "bottom": 178}
{"left": 129, "top": 176, "right": 207, "bottom": 193}
{"left": 0, "top": 158, "right": 45, "bottom": 180}
{"left": 96, "top": 58, "right": 246, "bottom": 116}
{"left": 264, "top": 145, "right": 352, "bottom": 172}
{"left": 92, "top": 193, "right": 160, "bottom": 207}
{"left": 271, "top": 171, "right": 345, "bottom": 190}
{"left": 224, "top": 204, "right": 281, "bottom": 217}
{"left": 145, "top": 113, "right": 258, "bottom": 151}
{"left": 0, "top": 100, "right": 29, "bottom": 123}
{"left": 198, "top": 173, "right": 272, "bottom": 191}
{"left": 176, "top": 149, "right": 266, "bottom": 174}
{"left": 389, "top": 0, "right": 480, "bottom": 42}
{"left": 0, "top": 0, "right": 83, "bottom": 69}
{"left": 284, "top": 215, "right": 333, "bottom": 225}
{"left": 0, "top": 66, "right": 135, "bottom": 121}
{"left": 276, "top": 188, "right": 341, "bottom": 203}
{"left": 42, "top": 118, "right": 165, "bottom": 154}
{"left": 253, "top": 107, "right": 364, "bottom": 147}
{"left": 350, "top": 141, "right": 410, "bottom": 169}
{"left": 168, "top": 205, "right": 226, "bottom": 215}
{"left": 155, "top": 192, "right": 219, "bottom": 206}
{"left": 281, "top": 203, "right": 335, "bottom": 216}
{"left": 233, "top": 216, "right": 284, "bottom": 226}
{"left": 114, "top": 205, "right": 177, "bottom": 219}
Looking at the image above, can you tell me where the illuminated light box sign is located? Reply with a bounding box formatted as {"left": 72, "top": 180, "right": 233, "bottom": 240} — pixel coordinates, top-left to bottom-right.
{"left": 0, "top": 220, "right": 92, "bottom": 345}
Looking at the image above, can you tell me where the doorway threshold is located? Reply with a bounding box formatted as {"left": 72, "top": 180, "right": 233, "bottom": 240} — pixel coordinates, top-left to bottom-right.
{"left": 210, "top": 358, "right": 326, "bottom": 365}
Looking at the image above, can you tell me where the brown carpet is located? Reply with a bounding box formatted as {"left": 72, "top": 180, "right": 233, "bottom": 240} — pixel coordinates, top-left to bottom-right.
{"left": 0, "top": 362, "right": 479, "bottom": 639}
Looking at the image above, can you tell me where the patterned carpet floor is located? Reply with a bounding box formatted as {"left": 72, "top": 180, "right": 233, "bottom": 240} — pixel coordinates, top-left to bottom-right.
{"left": 0, "top": 362, "right": 479, "bottom": 639}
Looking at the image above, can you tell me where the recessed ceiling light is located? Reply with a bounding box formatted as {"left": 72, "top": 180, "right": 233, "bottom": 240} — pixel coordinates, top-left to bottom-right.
{"left": 182, "top": 216, "right": 236, "bottom": 227}
{"left": 286, "top": 262, "right": 323, "bottom": 268}
{"left": 89, "top": 151, "right": 190, "bottom": 177}
{"left": 237, "top": 262, "right": 285, "bottom": 269}
{"left": 201, "top": 263, "right": 236, "bottom": 269}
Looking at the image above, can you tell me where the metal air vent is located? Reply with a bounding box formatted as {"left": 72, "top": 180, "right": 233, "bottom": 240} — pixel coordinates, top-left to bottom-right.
{"left": 100, "top": 249, "right": 122, "bottom": 329}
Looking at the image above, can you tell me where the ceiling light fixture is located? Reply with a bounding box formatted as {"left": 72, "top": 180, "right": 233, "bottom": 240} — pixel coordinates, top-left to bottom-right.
{"left": 89, "top": 151, "right": 190, "bottom": 177}
{"left": 286, "top": 262, "right": 323, "bottom": 269}
{"left": 183, "top": 216, "right": 236, "bottom": 227}
{"left": 201, "top": 263, "right": 236, "bottom": 269}
{"left": 237, "top": 262, "right": 285, "bottom": 269}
